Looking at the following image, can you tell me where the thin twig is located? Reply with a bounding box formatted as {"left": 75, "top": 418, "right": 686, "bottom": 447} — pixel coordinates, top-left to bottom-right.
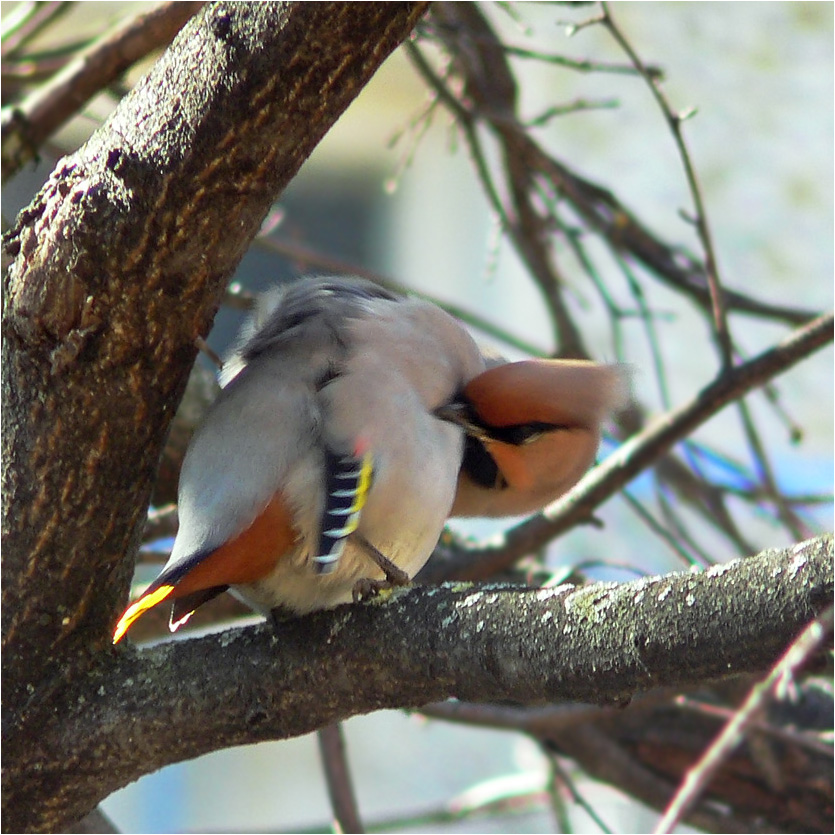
{"left": 736, "top": 397, "right": 809, "bottom": 540}
{"left": 547, "top": 762, "right": 573, "bottom": 835}
{"left": 502, "top": 43, "right": 662, "bottom": 78}
{"left": 655, "top": 455, "right": 756, "bottom": 557}
{"left": 547, "top": 751, "right": 613, "bottom": 834}
{"left": 674, "top": 695, "right": 835, "bottom": 758}
{"left": 1, "top": 1, "right": 70, "bottom": 58}
{"left": 317, "top": 723, "right": 365, "bottom": 834}
{"left": 622, "top": 488, "right": 702, "bottom": 568}
{"left": 600, "top": 2, "right": 733, "bottom": 367}
{"left": 404, "top": 40, "right": 514, "bottom": 234}
{"left": 655, "top": 483, "right": 722, "bottom": 565}
{"left": 654, "top": 606, "right": 834, "bottom": 833}
{"left": 614, "top": 252, "right": 671, "bottom": 409}
{"left": 525, "top": 97, "right": 619, "bottom": 127}
{"left": 195, "top": 336, "right": 223, "bottom": 370}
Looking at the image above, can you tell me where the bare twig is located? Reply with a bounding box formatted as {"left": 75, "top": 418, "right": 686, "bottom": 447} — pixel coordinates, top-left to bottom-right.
{"left": 525, "top": 96, "right": 619, "bottom": 126}
{"left": 675, "top": 696, "right": 835, "bottom": 758}
{"left": 547, "top": 751, "right": 613, "bottom": 834}
{"left": 317, "top": 723, "right": 364, "bottom": 834}
{"left": 600, "top": 2, "right": 733, "bottom": 367}
{"left": 1, "top": 2, "right": 70, "bottom": 58}
{"left": 195, "top": 335, "right": 223, "bottom": 370}
{"left": 403, "top": 39, "right": 516, "bottom": 237}
{"left": 736, "top": 397, "right": 810, "bottom": 540}
{"left": 501, "top": 42, "right": 662, "bottom": 78}
{"left": 654, "top": 455, "right": 757, "bottom": 557}
{"left": 654, "top": 606, "right": 834, "bottom": 833}
{"left": 622, "top": 487, "right": 703, "bottom": 567}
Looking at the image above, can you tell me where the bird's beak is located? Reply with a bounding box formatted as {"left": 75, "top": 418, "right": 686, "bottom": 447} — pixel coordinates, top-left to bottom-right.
{"left": 434, "top": 402, "right": 494, "bottom": 444}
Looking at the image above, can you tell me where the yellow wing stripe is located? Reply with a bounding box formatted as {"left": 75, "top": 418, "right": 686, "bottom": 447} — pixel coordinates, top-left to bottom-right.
{"left": 355, "top": 452, "right": 373, "bottom": 511}
{"left": 112, "top": 584, "right": 175, "bottom": 644}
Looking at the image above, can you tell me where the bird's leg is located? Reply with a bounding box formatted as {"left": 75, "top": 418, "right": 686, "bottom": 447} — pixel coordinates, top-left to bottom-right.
{"left": 351, "top": 533, "right": 410, "bottom": 602}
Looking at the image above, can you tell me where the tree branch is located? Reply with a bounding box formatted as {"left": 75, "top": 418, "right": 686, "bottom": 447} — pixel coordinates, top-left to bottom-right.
{"left": 1, "top": 2, "right": 205, "bottom": 181}
{"left": 4, "top": 535, "right": 829, "bottom": 832}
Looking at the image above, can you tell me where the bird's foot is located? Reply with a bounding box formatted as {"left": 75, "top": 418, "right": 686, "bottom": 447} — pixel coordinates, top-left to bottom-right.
{"left": 352, "top": 533, "right": 410, "bottom": 586}
{"left": 350, "top": 533, "right": 411, "bottom": 604}
{"left": 352, "top": 576, "right": 397, "bottom": 603}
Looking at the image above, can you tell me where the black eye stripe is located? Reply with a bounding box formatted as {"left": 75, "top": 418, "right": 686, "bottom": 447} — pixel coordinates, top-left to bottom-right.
{"left": 435, "top": 394, "right": 567, "bottom": 446}
{"left": 484, "top": 421, "right": 567, "bottom": 446}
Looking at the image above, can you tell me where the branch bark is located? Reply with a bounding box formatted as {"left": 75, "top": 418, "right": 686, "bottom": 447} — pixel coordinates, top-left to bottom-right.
{"left": 3, "top": 535, "right": 830, "bottom": 832}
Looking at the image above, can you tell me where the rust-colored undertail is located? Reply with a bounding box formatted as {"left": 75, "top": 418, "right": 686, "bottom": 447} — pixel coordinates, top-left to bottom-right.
{"left": 112, "top": 492, "right": 297, "bottom": 643}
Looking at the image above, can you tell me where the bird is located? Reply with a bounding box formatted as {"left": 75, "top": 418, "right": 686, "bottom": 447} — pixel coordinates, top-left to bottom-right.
{"left": 113, "top": 277, "right": 627, "bottom": 643}
{"left": 113, "top": 276, "right": 487, "bottom": 641}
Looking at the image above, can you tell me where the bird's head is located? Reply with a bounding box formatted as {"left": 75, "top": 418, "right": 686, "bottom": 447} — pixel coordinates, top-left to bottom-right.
{"left": 435, "top": 359, "right": 628, "bottom": 517}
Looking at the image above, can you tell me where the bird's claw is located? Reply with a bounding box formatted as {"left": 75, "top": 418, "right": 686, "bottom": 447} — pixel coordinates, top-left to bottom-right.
{"left": 352, "top": 577, "right": 396, "bottom": 603}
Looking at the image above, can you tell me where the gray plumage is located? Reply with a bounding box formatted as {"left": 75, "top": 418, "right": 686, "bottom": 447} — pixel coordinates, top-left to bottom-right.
{"left": 169, "top": 276, "right": 486, "bottom": 616}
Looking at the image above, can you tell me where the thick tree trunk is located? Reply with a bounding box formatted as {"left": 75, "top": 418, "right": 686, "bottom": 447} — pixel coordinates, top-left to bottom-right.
{"left": 1, "top": 3, "right": 427, "bottom": 831}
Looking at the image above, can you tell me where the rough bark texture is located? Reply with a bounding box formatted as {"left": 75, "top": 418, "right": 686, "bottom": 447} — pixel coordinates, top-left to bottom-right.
{"left": 1, "top": 3, "right": 428, "bottom": 832}
{"left": 4, "top": 535, "right": 832, "bottom": 833}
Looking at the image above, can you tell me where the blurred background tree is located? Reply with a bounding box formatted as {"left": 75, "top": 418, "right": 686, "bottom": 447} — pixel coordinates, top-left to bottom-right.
{"left": 2, "top": 3, "right": 832, "bottom": 833}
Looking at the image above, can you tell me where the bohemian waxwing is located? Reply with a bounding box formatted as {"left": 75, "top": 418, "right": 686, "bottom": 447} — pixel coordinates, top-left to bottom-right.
{"left": 113, "top": 277, "right": 626, "bottom": 642}
{"left": 114, "top": 277, "right": 487, "bottom": 641}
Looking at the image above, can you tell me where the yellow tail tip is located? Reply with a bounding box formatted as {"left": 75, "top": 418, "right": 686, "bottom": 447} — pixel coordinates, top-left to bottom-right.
{"left": 112, "top": 584, "right": 175, "bottom": 644}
